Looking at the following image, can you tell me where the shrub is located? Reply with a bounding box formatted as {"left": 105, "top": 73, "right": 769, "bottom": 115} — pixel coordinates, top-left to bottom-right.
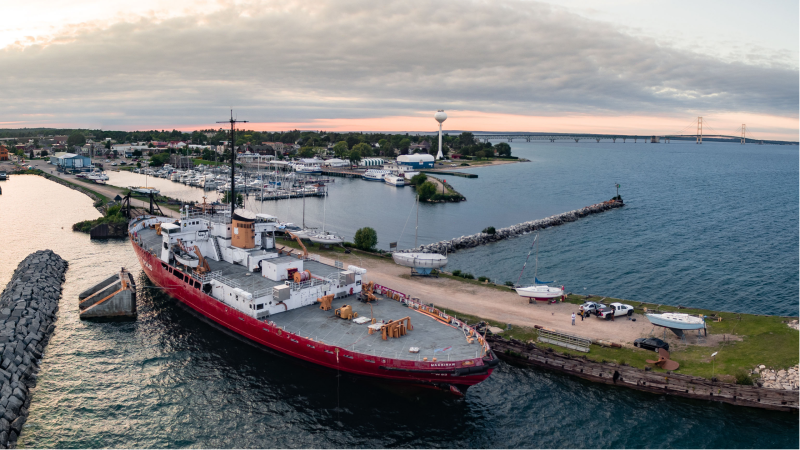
{"left": 353, "top": 227, "right": 378, "bottom": 251}
{"left": 462, "top": 273, "right": 474, "bottom": 279}
{"left": 460, "top": 162, "right": 469, "bottom": 166}
{"left": 417, "top": 181, "right": 437, "bottom": 201}
{"left": 452, "top": 269, "right": 462, "bottom": 277}
{"left": 478, "top": 276, "right": 488, "bottom": 282}
{"left": 482, "top": 226, "right": 496, "bottom": 235}
{"left": 409, "top": 173, "right": 427, "bottom": 187}
{"left": 735, "top": 370, "right": 754, "bottom": 385}
{"left": 505, "top": 281, "right": 514, "bottom": 287}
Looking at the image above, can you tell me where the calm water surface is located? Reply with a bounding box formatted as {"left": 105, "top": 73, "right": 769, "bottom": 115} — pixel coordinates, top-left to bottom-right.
{"left": 0, "top": 141, "right": 796, "bottom": 448}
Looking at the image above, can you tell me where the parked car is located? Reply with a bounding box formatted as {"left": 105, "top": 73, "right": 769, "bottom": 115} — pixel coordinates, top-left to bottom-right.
{"left": 634, "top": 337, "right": 669, "bottom": 352}
{"left": 597, "top": 302, "right": 634, "bottom": 320}
{"left": 579, "top": 301, "right": 606, "bottom": 316}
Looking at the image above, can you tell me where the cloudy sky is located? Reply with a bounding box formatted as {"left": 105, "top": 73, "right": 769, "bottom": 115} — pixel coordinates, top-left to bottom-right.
{"left": 1, "top": 0, "right": 797, "bottom": 139}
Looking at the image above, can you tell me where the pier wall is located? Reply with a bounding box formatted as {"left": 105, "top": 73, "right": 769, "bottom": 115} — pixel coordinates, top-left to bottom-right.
{"left": 487, "top": 335, "right": 798, "bottom": 413}
{"left": 398, "top": 198, "right": 624, "bottom": 254}
{"left": 0, "top": 250, "right": 68, "bottom": 447}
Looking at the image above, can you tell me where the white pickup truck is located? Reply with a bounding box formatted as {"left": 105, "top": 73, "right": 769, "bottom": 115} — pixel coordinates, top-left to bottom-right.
{"left": 597, "top": 302, "right": 634, "bottom": 320}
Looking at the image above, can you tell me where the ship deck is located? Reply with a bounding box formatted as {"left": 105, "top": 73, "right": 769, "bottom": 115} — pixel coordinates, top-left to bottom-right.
{"left": 136, "top": 227, "right": 478, "bottom": 362}
{"left": 269, "top": 293, "right": 479, "bottom": 362}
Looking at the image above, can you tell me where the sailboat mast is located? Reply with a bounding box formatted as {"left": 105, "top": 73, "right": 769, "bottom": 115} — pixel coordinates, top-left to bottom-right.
{"left": 414, "top": 195, "right": 419, "bottom": 249}
{"left": 534, "top": 234, "right": 539, "bottom": 284}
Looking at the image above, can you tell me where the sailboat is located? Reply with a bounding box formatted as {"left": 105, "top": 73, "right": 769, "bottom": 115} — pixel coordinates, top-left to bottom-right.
{"left": 309, "top": 187, "right": 343, "bottom": 245}
{"left": 514, "top": 233, "right": 564, "bottom": 301}
{"left": 392, "top": 195, "right": 447, "bottom": 275}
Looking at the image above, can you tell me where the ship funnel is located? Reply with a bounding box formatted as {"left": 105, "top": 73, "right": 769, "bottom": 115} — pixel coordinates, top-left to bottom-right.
{"left": 232, "top": 208, "right": 256, "bottom": 249}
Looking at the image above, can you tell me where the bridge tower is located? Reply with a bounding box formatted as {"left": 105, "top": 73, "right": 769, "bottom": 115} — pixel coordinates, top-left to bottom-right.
{"left": 696, "top": 117, "right": 703, "bottom": 144}
{"left": 741, "top": 124, "right": 746, "bottom": 144}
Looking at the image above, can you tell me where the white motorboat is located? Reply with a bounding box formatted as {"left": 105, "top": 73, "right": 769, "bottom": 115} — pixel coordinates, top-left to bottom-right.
{"left": 363, "top": 169, "right": 390, "bottom": 181}
{"left": 295, "top": 164, "right": 322, "bottom": 174}
{"left": 646, "top": 313, "right": 706, "bottom": 330}
{"left": 392, "top": 253, "right": 448, "bottom": 272}
{"left": 513, "top": 233, "right": 564, "bottom": 301}
{"left": 384, "top": 175, "right": 405, "bottom": 187}
{"left": 130, "top": 186, "right": 160, "bottom": 195}
{"left": 309, "top": 231, "right": 344, "bottom": 245}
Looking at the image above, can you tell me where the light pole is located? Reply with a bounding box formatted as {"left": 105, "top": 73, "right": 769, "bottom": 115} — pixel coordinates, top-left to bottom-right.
{"left": 711, "top": 351, "right": 718, "bottom": 379}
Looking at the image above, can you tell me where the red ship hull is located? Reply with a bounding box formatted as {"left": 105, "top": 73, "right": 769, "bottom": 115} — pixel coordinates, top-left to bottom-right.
{"left": 132, "top": 239, "right": 497, "bottom": 391}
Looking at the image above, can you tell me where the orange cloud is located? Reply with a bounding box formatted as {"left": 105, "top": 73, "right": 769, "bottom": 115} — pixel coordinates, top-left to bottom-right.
{"left": 179, "top": 110, "right": 798, "bottom": 141}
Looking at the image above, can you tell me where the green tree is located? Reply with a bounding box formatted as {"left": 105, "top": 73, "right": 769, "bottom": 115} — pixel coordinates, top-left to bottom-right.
{"left": 348, "top": 149, "right": 362, "bottom": 166}
{"left": 495, "top": 142, "right": 511, "bottom": 157}
{"left": 399, "top": 138, "right": 411, "bottom": 154}
{"left": 149, "top": 152, "right": 170, "bottom": 166}
{"left": 410, "top": 173, "right": 427, "bottom": 187}
{"left": 299, "top": 147, "right": 315, "bottom": 158}
{"left": 353, "top": 227, "right": 378, "bottom": 251}
{"left": 132, "top": 149, "right": 142, "bottom": 157}
{"left": 458, "top": 132, "right": 476, "bottom": 147}
{"left": 40, "top": 149, "right": 48, "bottom": 157}
{"left": 418, "top": 181, "right": 437, "bottom": 201}
{"left": 67, "top": 133, "right": 86, "bottom": 148}
{"left": 377, "top": 139, "right": 390, "bottom": 156}
{"left": 346, "top": 135, "right": 361, "bottom": 149}
{"left": 105, "top": 140, "right": 111, "bottom": 150}
{"left": 223, "top": 191, "right": 244, "bottom": 207}
{"left": 352, "top": 142, "right": 373, "bottom": 157}
{"left": 333, "top": 141, "right": 349, "bottom": 158}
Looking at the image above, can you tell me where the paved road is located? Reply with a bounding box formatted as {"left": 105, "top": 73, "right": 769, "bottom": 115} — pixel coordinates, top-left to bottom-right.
{"left": 11, "top": 160, "right": 179, "bottom": 218}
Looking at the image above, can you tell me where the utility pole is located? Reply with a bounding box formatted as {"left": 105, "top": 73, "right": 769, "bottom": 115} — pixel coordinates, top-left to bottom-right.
{"left": 696, "top": 117, "right": 703, "bottom": 144}
{"left": 741, "top": 124, "right": 746, "bottom": 145}
{"left": 217, "top": 110, "right": 248, "bottom": 218}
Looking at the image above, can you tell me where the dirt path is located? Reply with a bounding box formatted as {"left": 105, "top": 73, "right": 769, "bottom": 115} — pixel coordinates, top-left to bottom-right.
{"left": 328, "top": 251, "right": 653, "bottom": 344}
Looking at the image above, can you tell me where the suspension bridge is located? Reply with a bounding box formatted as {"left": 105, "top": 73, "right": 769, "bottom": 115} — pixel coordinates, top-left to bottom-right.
{"left": 471, "top": 118, "right": 797, "bottom": 145}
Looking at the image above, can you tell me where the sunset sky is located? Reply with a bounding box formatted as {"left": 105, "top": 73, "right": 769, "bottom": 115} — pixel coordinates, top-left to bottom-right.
{"left": 1, "top": 0, "right": 797, "bottom": 140}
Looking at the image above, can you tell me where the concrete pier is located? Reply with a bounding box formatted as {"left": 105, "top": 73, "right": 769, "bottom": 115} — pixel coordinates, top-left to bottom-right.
{"left": 0, "top": 250, "right": 68, "bottom": 447}
{"left": 78, "top": 269, "right": 137, "bottom": 319}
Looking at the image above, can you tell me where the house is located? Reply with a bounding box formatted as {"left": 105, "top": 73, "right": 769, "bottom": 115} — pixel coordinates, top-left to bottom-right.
{"left": 408, "top": 141, "right": 431, "bottom": 153}
{"left": 168, "top": 141, "right": 187, "bottom": 149}
{"left": 397, "top": 153, "right": 434, "bottom": 169}
{"left": 54, "top": 153, "right": 92, "bottom": 171}
{"left": 53, "top": 136, "right": 68, "bottom": 145}
{"left": 0, "top": 146, "right": 9, "bottom": 161}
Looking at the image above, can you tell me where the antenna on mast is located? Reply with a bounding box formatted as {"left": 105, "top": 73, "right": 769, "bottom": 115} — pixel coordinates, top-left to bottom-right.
{"left": 217, "top": 110, "right": 249, "bottom": 218}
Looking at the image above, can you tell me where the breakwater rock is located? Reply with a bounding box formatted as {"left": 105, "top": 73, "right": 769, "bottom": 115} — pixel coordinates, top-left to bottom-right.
{"left": 0, "top": 250, "right": 67, "bottom": 447}
{"left": 398, "top": 198, "right": 624, "bottom": 254}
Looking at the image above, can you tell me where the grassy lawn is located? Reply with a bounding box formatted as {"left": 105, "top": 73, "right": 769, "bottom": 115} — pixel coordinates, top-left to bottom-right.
{"left": 277, "top": 231, "right": 798, "bottom": 382}
{"left": 446, "top": 292, "right": 798, "bottom": 381}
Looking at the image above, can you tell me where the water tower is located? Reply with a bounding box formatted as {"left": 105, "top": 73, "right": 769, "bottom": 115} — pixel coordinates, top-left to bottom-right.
{"left": 434, "top": 110, "right": 447, "bottom": 160}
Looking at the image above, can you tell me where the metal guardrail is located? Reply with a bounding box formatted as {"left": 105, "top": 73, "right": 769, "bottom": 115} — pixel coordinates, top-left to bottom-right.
{"left": 538, "top": 329, "right": 592, "bottom": 352}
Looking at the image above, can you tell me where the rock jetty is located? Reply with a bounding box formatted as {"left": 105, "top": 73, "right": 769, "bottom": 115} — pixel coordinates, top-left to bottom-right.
{"left": 0, "top": 250, "right": 67, "bottom": 447}
{"left": 754, "top": 364, "right": 799, "bottom": 391}
{"left": 398, "top": 198, "right": 624, "bottom": 254}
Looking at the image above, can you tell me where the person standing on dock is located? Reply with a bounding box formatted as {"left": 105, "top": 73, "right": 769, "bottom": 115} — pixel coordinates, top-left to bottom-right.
{"left": 571, "top": 312, "right": 576, "bottom": 326}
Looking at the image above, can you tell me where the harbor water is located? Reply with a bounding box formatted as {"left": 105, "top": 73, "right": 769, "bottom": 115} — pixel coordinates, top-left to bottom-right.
{"left": 0, "top": 140, "right": 797, "bottom": 447}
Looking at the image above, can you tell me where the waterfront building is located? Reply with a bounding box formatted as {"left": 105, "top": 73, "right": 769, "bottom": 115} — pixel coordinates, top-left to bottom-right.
{"left": 0, "top": 145, "right": 8, "bottom": 161}
{"left": 54, "top": 153, "right": 92, "bottom": 171}
{"left": 397, "top": 153, "right": 434, "bottom": 169}
{"left": 359, "top": 157, "right": 386, "bottom": 167}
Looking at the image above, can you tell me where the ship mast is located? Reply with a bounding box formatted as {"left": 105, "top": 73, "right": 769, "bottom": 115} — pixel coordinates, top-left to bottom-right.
{"left": 217, "top": 110, "right": 248, "bottom": 218}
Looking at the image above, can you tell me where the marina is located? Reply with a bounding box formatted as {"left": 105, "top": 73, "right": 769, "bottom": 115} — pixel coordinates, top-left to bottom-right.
{"left": 0, "top": 139, "right": 796, "bottom": 448}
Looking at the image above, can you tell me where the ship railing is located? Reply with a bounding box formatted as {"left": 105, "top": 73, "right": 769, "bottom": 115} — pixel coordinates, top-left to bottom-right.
{"left": 189, "top": 270, "right": 223, "bottom": 284}
{"left": 180, "top": 211, "right": 232, "bottom": 224}
{"left": 290, "top": 277, "right": 329, "bottom": 291}
{"left": 252, "top": 288, "right": 273, "bottom": 299}
{"left": 198, "top": 271, "right": 242, "bottom": 289}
